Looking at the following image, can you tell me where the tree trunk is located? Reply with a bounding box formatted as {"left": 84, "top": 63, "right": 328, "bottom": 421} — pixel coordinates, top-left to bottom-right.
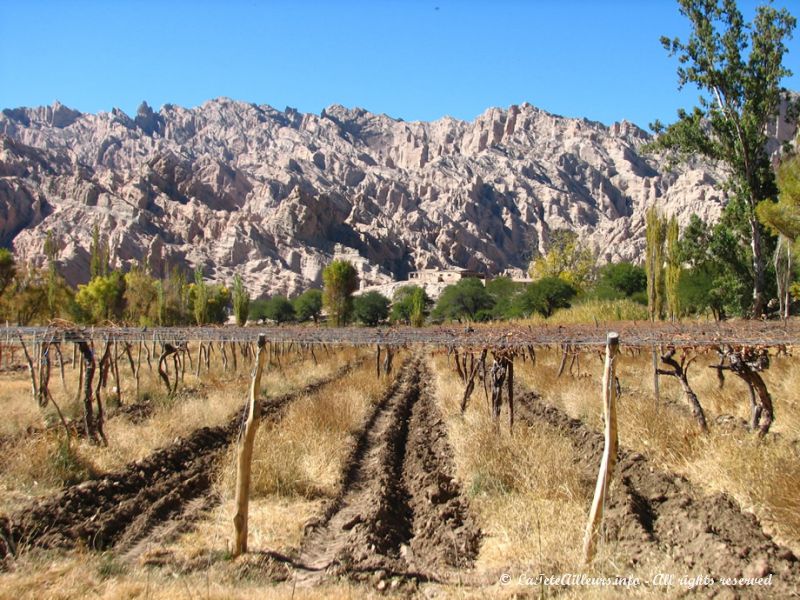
{"left": 750, "top": 214, "right": 765, "bottom": 317}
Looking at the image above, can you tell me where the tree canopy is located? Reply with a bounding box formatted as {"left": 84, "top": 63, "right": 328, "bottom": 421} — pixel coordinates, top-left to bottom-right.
{"left": 432, "top": 277, "right": 494, "bottom": 322}
{"left": 650, "top": 0, "right": 798, "bottom": 315}
{"left": 322, "top": 260, "right": 358, "bottom": 326}
{"left": 294, "top": 289, "right": 323, "bottom": 323}
{"left": 529, "top": 229, "right": 595, "bottom": 290}
{"left": 390, "top": 285, "right": 430, "bottom": 326}
{"left": 353, "top": 291, "right": 390, "bottom": 326}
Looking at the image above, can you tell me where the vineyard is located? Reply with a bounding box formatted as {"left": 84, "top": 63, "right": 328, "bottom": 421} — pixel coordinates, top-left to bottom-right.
{"left": 0, "top": 320, "right": 799, "bottom": 598}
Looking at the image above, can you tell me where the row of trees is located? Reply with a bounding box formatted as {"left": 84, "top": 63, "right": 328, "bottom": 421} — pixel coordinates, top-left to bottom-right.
{"left": 644, "top": 139, "right": 800, "bottom": 321}
{"left": 649, "top": 0, "right": 798, "bottom": 317}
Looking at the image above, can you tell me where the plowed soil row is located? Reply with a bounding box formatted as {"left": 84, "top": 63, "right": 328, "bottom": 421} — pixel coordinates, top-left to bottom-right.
{"left": 0, "top": 361, "right": 360, "bottom": 561}
{"left": 517, "top": 393, "right": 800, "bottom": 597}
{"left": 297, "top": 355, "right": 479, "bottom": 584}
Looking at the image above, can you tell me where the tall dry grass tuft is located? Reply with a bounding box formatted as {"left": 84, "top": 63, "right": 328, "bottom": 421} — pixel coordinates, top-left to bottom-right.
{"left": 522, "top": 298, "right": 649, "bottom": 326}
{"left": 0, "top": 344, "right": 364, "bottom": 511}
{"left": 220, "top": 354, "right": 390, "bottom": 502}
{"left": 174, "top": 352, "right": 402, "bottom": 560}
{"left": 431, "top": 354, "right": 590, "bottom": 573}
{"left": 516, "top": 345, "right": 800, "bottom": 554}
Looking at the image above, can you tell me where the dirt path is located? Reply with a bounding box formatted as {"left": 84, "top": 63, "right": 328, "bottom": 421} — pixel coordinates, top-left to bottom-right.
{"left": 517, "top": 392, "right": 800, "bottom": 597}
{"left": 296, "top": 355, "right": 480, "bottom": 584}
{"left": 0, "top": 362, "right": 359, "bottom": 561}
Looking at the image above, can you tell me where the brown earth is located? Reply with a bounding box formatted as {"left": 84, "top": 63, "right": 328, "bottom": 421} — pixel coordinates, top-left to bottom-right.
{"left": 296, "top": 355, "right": 480, "bottom": 585}
{"left": 0, "top": 361, "right": 359, "bottom": 563}
{"left": 516, "top": 392, "right": 800, "bottom": 598}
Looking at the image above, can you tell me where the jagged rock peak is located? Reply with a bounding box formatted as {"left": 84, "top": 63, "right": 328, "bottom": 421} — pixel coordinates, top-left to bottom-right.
{"left": 0, "top": 97, "right": 795, "bottom": 298}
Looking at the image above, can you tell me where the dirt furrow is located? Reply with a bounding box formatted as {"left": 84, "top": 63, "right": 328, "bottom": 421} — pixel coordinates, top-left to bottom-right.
{"left": 517, "top": 392, "right": 800, "bottom": 597}
{"left": 297, "top": 355, "right": 479, "bottom": 583}
{"left": 0, "top": 361, "right": 359, "bottom": 560}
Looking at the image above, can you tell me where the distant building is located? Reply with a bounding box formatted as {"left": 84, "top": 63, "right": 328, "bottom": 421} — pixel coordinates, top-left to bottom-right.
{"left": 408, "top": 268, "right": 486, "bottom": 285}
{"left": 498, "top": 267, "right": 533, "bottom": 283}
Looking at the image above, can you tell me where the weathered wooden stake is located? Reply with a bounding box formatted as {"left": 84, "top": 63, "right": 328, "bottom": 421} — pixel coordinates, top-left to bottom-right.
{"left": 652, "top": 346, "right": 660, "bottom": 407}
{"left": 232, "top": 334, "right": 268, "bottom": 557}
{"left": 583, "top": 332, "right": 620, "bottom": 564}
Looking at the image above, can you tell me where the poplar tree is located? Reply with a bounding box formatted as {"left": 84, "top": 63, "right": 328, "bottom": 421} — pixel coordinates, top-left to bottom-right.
{"left": 322, "top": 260, "right": 358, "bottom": 327}
{"left": 231, "top": 273, "right": 250, "bottom": 327}
{"left": 646, "top": 206, "right": 666, "bottom": 321}
{"left": 757, "top": 148, "right": 800, "bottom": 317}
{"left": 665, "top": 216, "right": 682, "bottom": 321}
{"left": 193, "top": 267, "right": 209, "bottom": 326}
{"left": 650, "top": 0, "right": 798, "bottom": 316}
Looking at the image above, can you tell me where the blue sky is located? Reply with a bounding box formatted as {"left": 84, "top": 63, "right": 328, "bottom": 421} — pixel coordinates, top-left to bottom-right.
{"left": 2, "top": 0, "right": 798, "bottom": 130}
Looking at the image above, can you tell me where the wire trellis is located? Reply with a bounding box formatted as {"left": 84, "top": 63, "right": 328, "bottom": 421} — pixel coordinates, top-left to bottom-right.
{"left": 2, "top": 320, "right": 799, "bottom": 349}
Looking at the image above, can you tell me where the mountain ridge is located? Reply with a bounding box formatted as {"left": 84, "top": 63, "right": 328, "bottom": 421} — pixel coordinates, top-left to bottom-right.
{"left": 1, "top": 97, "right": 792, "bottom": 297}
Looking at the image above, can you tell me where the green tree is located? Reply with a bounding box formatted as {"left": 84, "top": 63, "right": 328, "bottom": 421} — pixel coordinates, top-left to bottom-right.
{"left": 231, "top": 274, "right": 250, "bottom": 327}
{"left": 485, "top": 276, "right": 525, "bottom": 319}
{"left": 513, "top": 277, "right": 577, "bottom": 318}
{"left": 206, "top": 284, "right": 231, "bottom": 324}
{"left": 675, "top": 215, "right": 752, "bottom": 319}
{"left": 124, "top": 264, "right": 159, "bottom": 325}
{"left": 650, "top": 0, "right": 797, "bottom": 316}
{"left": 757, "top": 149, "right": 800, "bottom": 317}
{"left": 592, "top": 262, "right": 647, "bottom": 302}
{"left": 390, "top": 285, "right": 431, "bottom": 326}
{"left": 261, "top": 296, "right": 295, "bottom": 323}
{"left": 155, "top": 266, "right": 191, "bottom": 325}
{"left": 645, "top": 206, "right": 666, "bottom": 320}
{"left": 192, "top": 267, "right": 209, "bottom": 325}
{"left": 43, "top": 231, "right": 60, "bottom": 319}
{"left": 322, "top": 260, "right": 358, "bottom": 326}
{"left": 665, "top": 216, "right": 682, "bottom": 320}
{"left": 1, "top": 265, "right": 49, "bottom": 325}
{"left": 432, "top": 277, "right": 495, "bottom": 322}
{"left": 89, "top": 223, "right": 109, "bottom": 279}
{"left": 0, "top": 248, "right": 15, "bottom": 298}
{"left": 75, "top": 272, "right": 125, "bottom": 323}
{"left": 293, "top": 289, "right": 323, "bottom": 323}
{"left": 529, "top": 229, "right": 596, "bottom": 290}
{"left": 353, "top": 291, "right": 390, "bottom": 326}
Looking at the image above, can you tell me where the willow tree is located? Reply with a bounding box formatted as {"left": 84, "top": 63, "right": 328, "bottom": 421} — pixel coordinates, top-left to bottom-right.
{"left": 646, "top": 206, "right": 666, "bottom": 321}
{"left": 322, "top": 260, "right": 358, "bottom": 327}
{"left": 665, "top": 216, "right": 682, "bottom": 321}
{"left": 650, "top": 0, "right": 797, "bottom": 316}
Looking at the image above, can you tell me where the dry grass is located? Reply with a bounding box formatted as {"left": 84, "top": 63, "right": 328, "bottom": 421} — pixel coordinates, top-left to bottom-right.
{"left": 207, "top": 354, "right": 394, "bottom": 549}
{"left": 522, "top": 298, "right": 650, "bottom": 325}
{"left": 0, "top": 548, "right": 395, "bottom": 600}
{"left": 430, "top": 353, "right": 589, "bottom": 572}
{"left": 430, "top": 354, "right": 682, "bottom": 598}
{"left": 515, "top": 346, "right": 800, "bottom": 554}
{"left": 0, "top": 344, "right": 363, "bottom": 511}
{"left": 2, "top": 341, "right": 799, "bottom": 599}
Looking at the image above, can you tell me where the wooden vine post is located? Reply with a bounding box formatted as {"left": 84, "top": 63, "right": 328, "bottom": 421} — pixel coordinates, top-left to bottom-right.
{"left": 232, "top": 334, "right": 268, "bottom": 557}
{"left": 583, "top": 332, "right": 620, "bottom": 563}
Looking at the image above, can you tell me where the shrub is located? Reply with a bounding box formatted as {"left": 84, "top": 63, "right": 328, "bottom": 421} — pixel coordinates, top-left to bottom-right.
{"left": 353, "top": 291, "right": 390, "bottom": 326}
{"left": 432, "top": 278, "right": 494, "bottom": 322}
{"left": 514, "top": 277, "right": 576, "bottom": 317}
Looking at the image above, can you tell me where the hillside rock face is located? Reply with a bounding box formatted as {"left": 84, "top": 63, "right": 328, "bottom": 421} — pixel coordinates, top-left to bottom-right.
{"left": 0, "top": 98, "right": 791, "bottom": 297}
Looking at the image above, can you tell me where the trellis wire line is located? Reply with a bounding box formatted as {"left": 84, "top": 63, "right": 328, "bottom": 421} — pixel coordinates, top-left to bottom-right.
{"left": 2, "top": 321, "right": 799, "bottom": 349}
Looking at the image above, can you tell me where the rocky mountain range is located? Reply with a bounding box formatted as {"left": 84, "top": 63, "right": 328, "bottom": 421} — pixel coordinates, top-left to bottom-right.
{"left": 0, "top": 97, "right": 796, "bottom": 298}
